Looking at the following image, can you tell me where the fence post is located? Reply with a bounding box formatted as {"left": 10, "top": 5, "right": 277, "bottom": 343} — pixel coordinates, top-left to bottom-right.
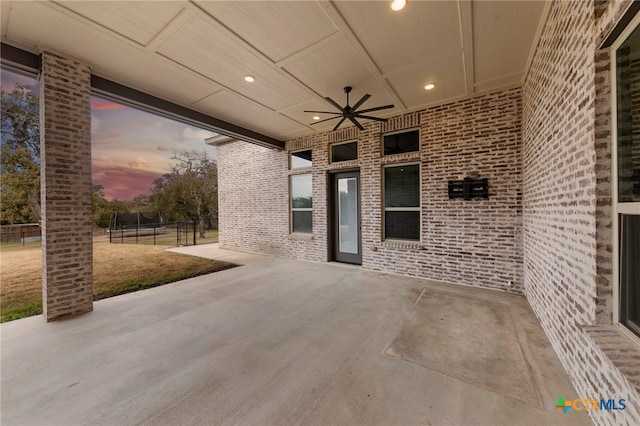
{"left": 177, "top": 222, "right": 180, "bottom": 246}
{"left": 153, "top": 226, "right": 156, "bottom": 245}
{"left": 121, "top": 226, "right": 124, "bottom": 244}
{"left": 193, "top": 219, "right": 197, "bottom": 246}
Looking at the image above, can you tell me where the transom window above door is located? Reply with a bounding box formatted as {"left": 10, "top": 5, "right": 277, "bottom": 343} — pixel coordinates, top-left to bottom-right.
{"left": 331, "top": 141, "right": 358, "bottom": 163}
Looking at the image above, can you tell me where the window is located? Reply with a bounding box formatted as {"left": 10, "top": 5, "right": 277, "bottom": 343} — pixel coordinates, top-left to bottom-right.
{"left": 290, "top": 149, "right": 312, "bottom": 169}
{"left": 613, "top": 18, "right": 640, "bottom": 338}
{"left": 383, "top": 129, "right": 419, "bottom": 155}
{"left": 331, "top": 141, "right": 358, "bottom": 163}
{"left": 619, "top": 215, "right": 640, "bottom": 336}
{"left": 383, "top": 164, "right": 420, "bottom": 240}
{"left": 291, "top": 174, "right": 312, "bottom": 233}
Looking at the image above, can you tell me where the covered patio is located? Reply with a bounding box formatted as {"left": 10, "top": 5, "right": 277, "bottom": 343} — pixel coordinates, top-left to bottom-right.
{"left": 2, "top": 252, "right": 588, "bottom": 425}
{"left": 1, "top": 1, "right": 640, "bottom": 425}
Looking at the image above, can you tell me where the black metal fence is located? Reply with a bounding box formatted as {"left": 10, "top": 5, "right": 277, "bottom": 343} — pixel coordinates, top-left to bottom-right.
{"left": 108, "top": 220, "right": 196, "bottom": 246}
{"left": 0, "top": 224, "right": 42, "bottom": 245}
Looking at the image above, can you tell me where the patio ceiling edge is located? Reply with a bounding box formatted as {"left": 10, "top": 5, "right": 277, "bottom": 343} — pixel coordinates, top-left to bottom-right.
{"left": 0, "top": 42, "right": 285, "bottom": 150}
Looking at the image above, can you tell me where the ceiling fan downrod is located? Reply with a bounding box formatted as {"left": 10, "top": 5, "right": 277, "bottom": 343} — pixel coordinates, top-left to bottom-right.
{"left": 344, "top": 86, "right": 352, "bottom": 109}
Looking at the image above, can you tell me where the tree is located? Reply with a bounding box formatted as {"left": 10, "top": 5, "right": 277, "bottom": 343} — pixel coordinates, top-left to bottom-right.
{"left": 0, "top": 83, "right": 40, "bottom": 224}
{"left": 92, "top": 184, "right": 113, "bottom": 228}
{"left": 150, "top": 151, "right": 218, "bottom": 237}
{"left": 92, "top": 185, "right": 147, "bottom": 229}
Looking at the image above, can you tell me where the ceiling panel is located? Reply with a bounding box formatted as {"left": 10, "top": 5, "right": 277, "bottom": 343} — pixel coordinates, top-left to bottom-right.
{"left": 5, "top": 2, "right": 222, "bottom": 107}
{"left": 56, "top": 0, "right": 185, "bottom": 46}
{"left": 193, "top": 91, "right": 308, "bottom": 139}
{"left": 283, "top": 37, "right": 394, "bottom": 107}
{"left": 473, "top": 73, "right": 522, "bottom": 94}
{"left": 280, "top": 99, "right": 336, "bottom": 132}
{"left": 334, "top": 1, "right": 462, "bottom": 75}
{"left": 2, "top": 0, "right": 549, "bottom": 143}
{"left": 473, "top": 1, "right": 545, "bottom": 84}
{"left": 386, "top": 52, "right": 466, "bottom": 110}
{"left": 157, "top": 15, "right": 311, "bottom": 111}
{"left": 195, "top": 1, "right": 338, "bottom": 63}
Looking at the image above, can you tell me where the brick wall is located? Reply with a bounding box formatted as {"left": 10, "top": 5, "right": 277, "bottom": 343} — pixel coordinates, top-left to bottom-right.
{"left": 523, "top": 1, "right": 640, "bottom": 424}
{"left": 40, "top": 49, "right": 93, "bottom": 321}
{"left": 217, "top": 141, "right": 289, "bottom": 256}
{"left": 365, "top": 89, "right": 523, "bottom": 293}
{"left": 595, "top": 48, "right": 616, "bottom": 326}
{"left": 218, "top": 87, "right": 523, "bottom": 293}
{"left": 218, "top": 132, "right": 329, "bottom": 262}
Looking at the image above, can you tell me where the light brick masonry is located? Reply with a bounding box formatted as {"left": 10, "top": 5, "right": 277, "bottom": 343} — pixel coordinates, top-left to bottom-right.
{"left": 217, "top": 1, "right": 640, "bottom": 424}
{"left": 219, "top": 88, "right": 523, "bottom": 293}
{"left": 524, "top": 1, "right": 639, "bottom": 425}
{"left": 40, "top": 49, "right": 93, "bottom": 321}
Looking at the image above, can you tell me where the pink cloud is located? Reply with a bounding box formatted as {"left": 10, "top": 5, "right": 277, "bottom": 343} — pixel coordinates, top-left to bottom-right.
{"left": 91, "top": 98, "right": 125, "bottom": 110}
{"left": 127, "top": 156, "right": 150, "bottom": 168}
{"left": 92, "top": 164, "right": 163, "bottom": 201}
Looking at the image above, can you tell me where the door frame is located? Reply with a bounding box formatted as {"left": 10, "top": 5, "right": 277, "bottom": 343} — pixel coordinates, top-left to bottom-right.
{"left": 328, "top": 169, "right": 362, "bottom": 265}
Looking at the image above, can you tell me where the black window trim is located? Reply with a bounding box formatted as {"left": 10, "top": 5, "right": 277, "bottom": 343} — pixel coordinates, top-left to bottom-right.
{"left": 611, "top": 11, "right": 640, "bottom": 343}
{"left": 290, "top": 173, "right": 313, "bottom": 234}
{"left": 381, "top": 127, "right": 421, "bottom": 157}
{"left": 382, "top": 162, "right": 422, "bottom": 242}
{"left": 330, "top": 140, "right": 358, "bottom": 163}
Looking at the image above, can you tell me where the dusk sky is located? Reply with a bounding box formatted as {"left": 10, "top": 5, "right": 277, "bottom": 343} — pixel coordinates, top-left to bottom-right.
{"left": 1, "top": 67, "right": 217, "bottom": 201}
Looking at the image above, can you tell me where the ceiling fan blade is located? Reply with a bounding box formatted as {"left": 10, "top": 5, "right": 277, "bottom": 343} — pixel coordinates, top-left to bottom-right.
{"left": 310, "top": 116, "right": 342, "bottom": 125}
{"left": 347, "top": 116, "right": 365, "bottom": 131}
{"left": 355, "top": 104, "right": 395, "bottom": 114}
{"left": 324, "top": 97, "right": 347, "bottom": 113}
{"left": 353, "top": 114, "right": 388, "bottom": 122}
{"left": 351, "top": 93, "right": 371, "bottom": 111}
{"left": 303, "top": 110, "right": 342, "bottom": 114}
{"left": 332, "top": 117, "right": 347, "bottom": 131}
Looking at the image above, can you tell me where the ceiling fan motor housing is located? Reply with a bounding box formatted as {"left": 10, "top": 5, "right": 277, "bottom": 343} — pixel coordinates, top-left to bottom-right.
{"left": 303, "top": 86, "right": 394, "bottom": 131}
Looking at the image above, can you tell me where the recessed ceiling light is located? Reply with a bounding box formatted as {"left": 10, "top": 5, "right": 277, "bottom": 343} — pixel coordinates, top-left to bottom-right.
{"left": 313, "top": 116, "right": 320, "bottom": 120}
{"left": 424, "top": 83, "right": 435, "bottom": 90}
{"left": 390, "top": 0, "right": 406, "bottom": 11}
{"left": 244, "top": 75, "right": 255, "bottom": 83}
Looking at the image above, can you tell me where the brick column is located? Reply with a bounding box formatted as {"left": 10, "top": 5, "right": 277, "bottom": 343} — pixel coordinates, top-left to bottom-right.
{"left": 40, "top": 49, "right": 93, "bottom": 321}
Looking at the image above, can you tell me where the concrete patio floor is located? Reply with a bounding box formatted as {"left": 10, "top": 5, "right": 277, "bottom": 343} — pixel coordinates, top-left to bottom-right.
{"left": 1, "top": 254, "right": 590, "bottom": 425}
{"left": 167, "top": 242, "right": 272, "bottom": 264}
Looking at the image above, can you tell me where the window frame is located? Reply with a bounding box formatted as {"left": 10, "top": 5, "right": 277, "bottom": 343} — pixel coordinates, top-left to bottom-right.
{"left": 381, "top": 128, "right": 420, "bottom": 157}
{"left": 289, "top": 148, "right": 312, "bottom": 170}
{"left": 330, "top": 140, "right": 358, "bottom": 163}
{"left": 289, "top": 173, "right": 313, "bottom": 234}
{"left": 382, "top": 162, "right": 422, "bottom": 242}
{"left": 610, "top": 11, "right": 640, "bottom": 343}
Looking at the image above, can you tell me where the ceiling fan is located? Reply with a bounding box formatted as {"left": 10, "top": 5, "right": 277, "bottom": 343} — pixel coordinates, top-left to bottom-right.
{"left": 304, "top": 86, "right": 394, "bottom": 131}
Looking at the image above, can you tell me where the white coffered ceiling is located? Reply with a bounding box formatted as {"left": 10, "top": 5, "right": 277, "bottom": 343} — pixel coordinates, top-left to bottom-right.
{"left": 1, "top": 1, "right": 548, "bottom": 142}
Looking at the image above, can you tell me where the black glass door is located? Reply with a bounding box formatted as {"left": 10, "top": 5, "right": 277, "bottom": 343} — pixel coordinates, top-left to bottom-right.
{"left": 331, "top": 171, "right": 361, "bottom": 264}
